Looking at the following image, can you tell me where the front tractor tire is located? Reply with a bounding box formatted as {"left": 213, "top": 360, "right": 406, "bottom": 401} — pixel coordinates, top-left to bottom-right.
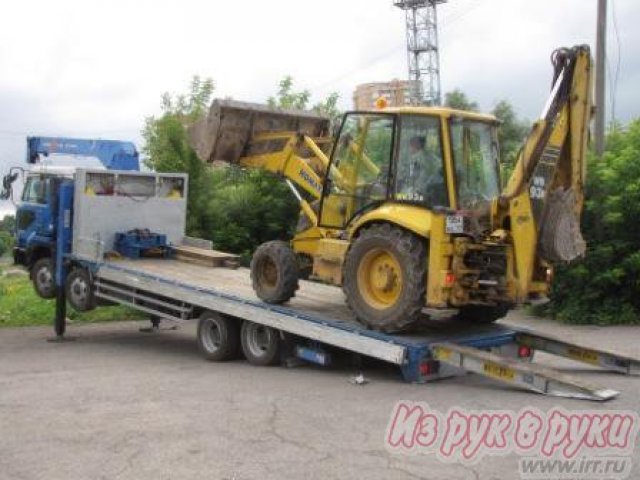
{"left": 31, "top": 257, "right": 56, "bottom": 299}
{"left": 250, "top": 241, "right": 299, "bottom": 304}
{"left": 343, "top": 224, "right": 427, "bottom": 333}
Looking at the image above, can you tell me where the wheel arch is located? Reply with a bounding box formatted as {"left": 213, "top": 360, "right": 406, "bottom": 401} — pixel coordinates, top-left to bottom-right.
{"left": 26, "top": 245, "right": 51, "bottom": 270}
{"left": 347, "top": 204, "right": 434, "bottom": 242}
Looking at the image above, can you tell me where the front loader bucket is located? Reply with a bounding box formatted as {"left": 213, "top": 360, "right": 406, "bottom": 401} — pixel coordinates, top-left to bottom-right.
{"left": 189, "top": 99, "right": 330, "bottom": 164}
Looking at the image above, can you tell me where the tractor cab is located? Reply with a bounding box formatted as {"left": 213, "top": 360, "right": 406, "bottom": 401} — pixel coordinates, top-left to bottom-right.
{"left": 319, "top": 108, "right": 501, "bottom": 235}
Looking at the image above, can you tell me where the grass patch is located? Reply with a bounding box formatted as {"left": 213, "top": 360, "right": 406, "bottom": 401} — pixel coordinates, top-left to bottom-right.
{"left": 0, "top": 264, "right": 145, "bottom": 328}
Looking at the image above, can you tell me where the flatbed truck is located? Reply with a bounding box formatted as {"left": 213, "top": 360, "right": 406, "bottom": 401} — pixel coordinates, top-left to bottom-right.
{"left": 42, "top": 169, "right": 640, "bottom": 402}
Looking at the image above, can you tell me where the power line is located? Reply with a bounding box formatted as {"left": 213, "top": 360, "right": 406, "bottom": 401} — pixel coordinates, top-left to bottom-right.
{"left": 439, "top": 0, "right": 484, "bottom": 32}
{"left": 309, "top": 42, "right": 406, "bottom": 93}
{"left": 299, "top": 1, "right": 488, "bottom": 100}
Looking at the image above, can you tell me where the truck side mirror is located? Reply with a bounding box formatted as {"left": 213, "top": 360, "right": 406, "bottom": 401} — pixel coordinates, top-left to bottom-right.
{"left": 1, "top": 171, "right": 20, "bottom": 200}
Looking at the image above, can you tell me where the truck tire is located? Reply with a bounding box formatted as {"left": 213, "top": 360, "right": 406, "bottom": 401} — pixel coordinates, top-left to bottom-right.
{"left": 343, "top": 224, "right": 427, "bottom": 333}
{"left": 240, "top": 321, "right": 281, "bottom": 366}
{"left": 197, "top": 312, "right": 240, "bottom": 362}
{"left": 455, "top": 304, "right": 510, "bottom": 324}
{"left": 250, "top": 241, "right": 299, "bottom": 304}
{"left": 65, "top": 267, "right": 96, "bottom": 312}
{"left": 31, "top": 257, "right": 56, "bottom": 299}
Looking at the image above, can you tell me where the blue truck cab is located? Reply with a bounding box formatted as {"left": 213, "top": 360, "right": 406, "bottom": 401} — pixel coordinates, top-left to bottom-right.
{"left": 2, "top": 136, "right": 139, "bottom": 299}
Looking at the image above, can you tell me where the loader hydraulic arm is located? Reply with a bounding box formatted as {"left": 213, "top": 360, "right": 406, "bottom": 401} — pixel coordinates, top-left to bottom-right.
{"left": 238, "top": 132, "right": 327, "bottom": 200}
{"left": 499, "top": 45, "right": 593, "bottom": 300}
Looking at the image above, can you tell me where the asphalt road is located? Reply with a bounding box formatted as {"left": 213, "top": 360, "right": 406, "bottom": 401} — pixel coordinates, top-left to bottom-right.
{"left": 1, "top": 312, "right": 638, "bottom": 480}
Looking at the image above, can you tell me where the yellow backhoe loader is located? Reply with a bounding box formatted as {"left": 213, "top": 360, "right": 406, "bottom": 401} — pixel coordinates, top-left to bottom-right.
{"left": 188, "top": 45, "right": 592, "bottom": 332}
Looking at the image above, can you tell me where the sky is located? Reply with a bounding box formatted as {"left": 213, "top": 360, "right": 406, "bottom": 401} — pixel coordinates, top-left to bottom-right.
{"left": 0, "top": 0, "right": 638, "bottom": 216}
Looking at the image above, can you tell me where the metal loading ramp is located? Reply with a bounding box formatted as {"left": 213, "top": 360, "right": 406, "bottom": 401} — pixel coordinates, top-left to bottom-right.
{"left": 434, "top": 330, "right": 640, "bottom": 401}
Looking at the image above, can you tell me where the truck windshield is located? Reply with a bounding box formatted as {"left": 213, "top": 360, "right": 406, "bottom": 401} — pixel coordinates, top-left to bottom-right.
{"left": 21, "top": 176, "right": 49, "bottom": 204}
{"left": 450, "top": 119, "right": 500, "bottom": 209}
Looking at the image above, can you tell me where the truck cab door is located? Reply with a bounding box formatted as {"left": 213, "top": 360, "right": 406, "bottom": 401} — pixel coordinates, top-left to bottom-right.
{"left": 16, "top": 176, "right": 53, "bottom": 259}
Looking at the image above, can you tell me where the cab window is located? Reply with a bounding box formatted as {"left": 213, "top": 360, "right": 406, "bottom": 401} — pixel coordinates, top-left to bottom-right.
{"left": 394, "top": 115, "right": 448, "bottom": 207}
{"left": 320, "top": 113, "right": 394, "bottom": 228}
{"left": 22, "top": 176, "right": 49, "bottom": 204}
{"left": 450, "top": 119, "right": 500, "bottom": 209}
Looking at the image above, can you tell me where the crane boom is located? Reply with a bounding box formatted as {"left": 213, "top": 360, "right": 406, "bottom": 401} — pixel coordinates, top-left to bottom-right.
{"left": 26, "top": 136, "right": 139, "bottom": 171}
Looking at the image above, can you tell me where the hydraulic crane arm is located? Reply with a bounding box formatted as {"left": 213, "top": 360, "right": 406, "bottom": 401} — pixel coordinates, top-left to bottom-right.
{"left": 26, "top": 136, "right": 139, "bottom": 171}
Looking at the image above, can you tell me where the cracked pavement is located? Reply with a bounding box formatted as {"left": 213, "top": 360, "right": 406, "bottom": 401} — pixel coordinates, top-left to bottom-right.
{"left": 0, "top": 312, "right": 638, "bottom": 479}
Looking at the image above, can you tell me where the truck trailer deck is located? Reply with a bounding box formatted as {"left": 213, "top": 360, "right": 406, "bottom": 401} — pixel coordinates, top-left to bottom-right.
{"left": 83, "top": 256, "right": 637, "bottom": 402}
{"left": 42, "top": 168, "right": 639, "bottom": 402}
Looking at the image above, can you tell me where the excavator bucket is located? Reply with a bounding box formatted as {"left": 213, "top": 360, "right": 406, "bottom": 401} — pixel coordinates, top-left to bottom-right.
{"left": 189, "top": 99, "right": 330, "bottom": 164}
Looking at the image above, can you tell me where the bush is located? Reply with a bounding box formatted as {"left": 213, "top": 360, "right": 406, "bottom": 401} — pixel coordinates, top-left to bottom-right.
{"left": 540, "top": 120, "right": 640, "bottom": 324}
{"left": 199, "top": 168, "right": 299, "bottom": 263}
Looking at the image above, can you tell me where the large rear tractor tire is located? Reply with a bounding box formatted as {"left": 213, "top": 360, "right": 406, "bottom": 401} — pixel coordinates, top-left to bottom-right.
{"left": 250, "top": 241, "right": 299, "bottom": 304}
{"left": 455, "top": 304, "right": 511, "bottom": 324}
{"left": 31, "top": 257, "right": 56, "bottom": 299}
{"left": 343, "top": 224, "right": 427, "bottom": 333}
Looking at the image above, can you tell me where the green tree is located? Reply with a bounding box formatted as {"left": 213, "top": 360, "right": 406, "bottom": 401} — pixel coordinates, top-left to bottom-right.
{"left": 444, "top": 89, "right": 479, "bottom": 111}
{"left": 142, "top": 76, "right": 215, "bottom": 237}
{"left": 541, "top": 120, "right": 640, "bottom": 324}
{"left": 269, "top": 75, "right": 341, "bottom": 126}
{"left": 492, "top": 100, "right": 529, "bottom": 181}
{"left": 312, "top": 91, "right": 341, "bottom": 127}
{"left": 143, "top": 76, "right": 301, "bottom": 259}
{"left": 0, "top": 215, "right": 15, "bottom": 233}
{"left": 0, "top": 231, "right": 14, "bottom": 256}
{"left": 267, "top": 76, "right": 311, "bottom": 110}
{"left": 199, "top": 168, "right": 300, "bottom": 262}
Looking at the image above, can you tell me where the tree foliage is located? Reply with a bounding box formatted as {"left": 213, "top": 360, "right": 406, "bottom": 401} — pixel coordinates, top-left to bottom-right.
{"left": 143, "top": 76, "right": 335, "bottom": 261}
{"left": 444, "top": 89, "right": 479, "bottom": 111}
{"left": 142, "top": 77, "right": 213, "bottom": 237}
{"left": 268, "top": 75, "right": 342, "bottom": 126}
{"left": 540, "top": 120, "right": 640, "bottom": 324}
{"left": 444, "top": 90, "right": 528, "bottom": 182}
{"left": 491, "top": 100, "right": 529, "bottom": 181}
{"left": 267, "top": 76, "right": 310, "bottom": 110}
{"left": 0, "top": 215, "right": 15, "bottom": 257}
{"left": 199, "top": 169, "right": 299, "bottom": 260}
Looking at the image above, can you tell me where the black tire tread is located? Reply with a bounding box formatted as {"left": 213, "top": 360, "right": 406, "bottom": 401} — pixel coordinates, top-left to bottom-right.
{"left": 342, "top": 223, "right": 427, "bottom": 333}
{"left": 197, "top": 312, "right": 240, "bottom": 362}
{"left": 240, "top": 321, "right": 281, "bottom": 366}
{"left": 31, "top": 257, "right": 56, "bottom": 299}
{"left": 250, "top": 240, "right": 299, "bottom": 304}
{"left": 65, "top": 267, "right": 96, "bottom": 312}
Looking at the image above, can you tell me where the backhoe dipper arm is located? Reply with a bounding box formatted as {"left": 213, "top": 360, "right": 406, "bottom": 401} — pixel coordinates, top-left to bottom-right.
{"left": 499, "top": 45, "right": 593, "bottom": 300}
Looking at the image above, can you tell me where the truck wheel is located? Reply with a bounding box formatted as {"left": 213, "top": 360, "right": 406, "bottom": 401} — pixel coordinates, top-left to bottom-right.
{"left": 197, "top": 312, "right": 240, "bottom": 362}
{"left": 343, "top": 224, "right": 427, "bottom": 333}
{"left": 240, "top": 321, "right": 281, "bottom": 366}
{"left": 250, "top": 241, "right": 299, "bottom": 304}
{"left": 31, "top": 258, "right": 56, "bottom": 299}
{"left": 65, "top": 267, "right": 96, "bottom": 312}
{"left": 455, "top": 305, "right": 511, "bottom": 324}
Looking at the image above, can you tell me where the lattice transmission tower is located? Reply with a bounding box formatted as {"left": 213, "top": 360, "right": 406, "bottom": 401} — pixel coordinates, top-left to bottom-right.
{"left": 394, "top": 0, "right": 446, "bottom": 106}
